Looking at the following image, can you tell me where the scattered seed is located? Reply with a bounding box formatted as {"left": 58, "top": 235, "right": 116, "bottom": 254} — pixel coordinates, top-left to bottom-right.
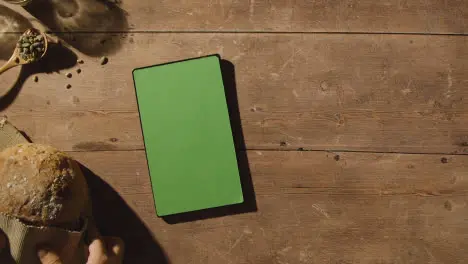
{"left": 33, "top": 76, "right": 38, "bottom": 82}
{"left": 76, "top": 68, "right": 82, "bottom": 74}
{"left": 66, "top": 73, "right": 72, "bottom": 78}
{"left": 66, "top": 84, "right": 72, "bottom": 89}
{"left": 444, "top": 200, "right": 452, "bottom": 211}
{"left": 441, "top": 157, "right": 448, "bottom": 164}
{"left": 77, "top": 59, "right": 84, "bottom": 64}
{"left": 100, "top": 56, "right": 108, "bottom": 65}
{"left": 334, "top": 155, "right": 340, "bottom": 161}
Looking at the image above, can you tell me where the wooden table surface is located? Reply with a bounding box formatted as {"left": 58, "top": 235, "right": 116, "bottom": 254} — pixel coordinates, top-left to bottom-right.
{"left": 0, "top": 1, "right": 467, "bottom": 263}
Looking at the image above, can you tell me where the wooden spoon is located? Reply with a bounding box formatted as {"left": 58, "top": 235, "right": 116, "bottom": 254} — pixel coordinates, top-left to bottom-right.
{"left": 2, "top": 0, "right": 33, "bottom": 5}
{"left": 0, "top": 28, "right": 48, "bottom": 74}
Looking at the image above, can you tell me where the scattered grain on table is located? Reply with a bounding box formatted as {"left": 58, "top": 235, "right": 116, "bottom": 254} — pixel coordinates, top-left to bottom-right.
{"left": 66, "top": 84, "right": 72, "bottom": 89}
{"left": 33, "top": 76, "right": 38, "bottom": 82}
{"left": 77, "top": 59, "right": 84, "bottom": 64}
{"left": 100, "top": 56, "right": 108, "bottom": 65}
{"left": 76, "top": 69, "right": 82, "bottom": 74}
{"left": 66, "top": 73, "right": 72, "bottom": 78}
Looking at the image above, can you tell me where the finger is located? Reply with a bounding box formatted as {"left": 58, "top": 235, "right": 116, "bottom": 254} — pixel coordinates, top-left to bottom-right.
{"left": 105, "top": 237, "right": 125, "bottom": 257}
{"left": 37, "top": 248, "right": 63, "bottom": 264}
{"left": 87, "top": 238, "right": 108, "bottom": 264}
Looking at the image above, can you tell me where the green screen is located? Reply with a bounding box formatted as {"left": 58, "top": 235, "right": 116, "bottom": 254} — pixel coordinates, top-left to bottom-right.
{"left": 133, "top": 55, "right": 244, "bottom": 216}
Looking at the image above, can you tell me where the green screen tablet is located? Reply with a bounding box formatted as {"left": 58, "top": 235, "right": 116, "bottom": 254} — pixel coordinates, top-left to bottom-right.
{"left": 133, "top": 55, "right": 244, "bottom": 216}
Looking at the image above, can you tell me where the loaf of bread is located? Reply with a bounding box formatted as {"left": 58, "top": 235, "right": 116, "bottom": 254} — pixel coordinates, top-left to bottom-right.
{"left": 0, "top": 144, "right": 88, "bottom": 229}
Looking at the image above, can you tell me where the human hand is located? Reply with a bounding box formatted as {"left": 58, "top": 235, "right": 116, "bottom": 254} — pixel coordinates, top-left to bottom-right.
{"left": 37, "top": 236, "right": 124, "bottom": 264}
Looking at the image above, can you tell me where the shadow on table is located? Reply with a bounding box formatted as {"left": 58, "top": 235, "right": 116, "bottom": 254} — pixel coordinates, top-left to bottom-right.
{"left": 163, "top": 57, "right": 258, "bottom": 224}
{"left": 0, "top": 230, "right": 15, "bottom": 264}
{"left": 25, "top": 0, "right": 128, "bottom": 56}
{"left": 0, "top": 42, "right": 77, "bottom": 111}
{"left": 81, "top": 165, "right": 170, "bottom": 264}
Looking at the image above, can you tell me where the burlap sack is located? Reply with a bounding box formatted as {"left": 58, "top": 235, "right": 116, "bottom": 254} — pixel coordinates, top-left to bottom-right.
{"left": 0, "top": 117, "right": 88, "bottom": 264}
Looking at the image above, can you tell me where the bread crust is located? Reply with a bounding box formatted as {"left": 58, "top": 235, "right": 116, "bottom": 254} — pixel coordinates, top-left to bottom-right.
{"left": 0, "top": 144, "right": 88, "bottom": 228}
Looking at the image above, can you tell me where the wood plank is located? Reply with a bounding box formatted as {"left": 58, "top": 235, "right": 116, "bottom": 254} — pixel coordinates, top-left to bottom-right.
{"left": 3, "top": 0, "right": 468, "bottom": 34}
{"left": 72, "top": 150, "right": 468, "bottom": 264}
{"left": 6, "top": 111, "right": 144, "bottom": 151}
{"left": 2, "top": 33, "right": 468, "bottom": 154}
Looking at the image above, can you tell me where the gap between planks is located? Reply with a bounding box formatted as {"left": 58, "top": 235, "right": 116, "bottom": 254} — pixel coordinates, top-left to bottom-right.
{"left": 4, "top": 31, "right": 468, "bottom": 36}
{"left": 65, "top": 148, "right": 467, "bottom": 156}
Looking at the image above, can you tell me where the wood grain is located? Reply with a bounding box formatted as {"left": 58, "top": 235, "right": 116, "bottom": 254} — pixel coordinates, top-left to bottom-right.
{"left": 2, "top": 0, "right": 468, "bottom": 34}
{"left": 73, "top": 150, "right": 468, "bottom": 264}
{"left": 0, "top": 1, "right": 465, "bottom": 264}
{"left": 2, "top": 33, "right": 468, "bottom": 153}
{"left": 6, "top": 111, "right": 144, "bottom": 151}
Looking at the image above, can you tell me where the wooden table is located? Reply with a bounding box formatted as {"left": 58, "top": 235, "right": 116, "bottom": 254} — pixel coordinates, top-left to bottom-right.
{"left": 0, "top": 1, "right": 467, "bottom": 263}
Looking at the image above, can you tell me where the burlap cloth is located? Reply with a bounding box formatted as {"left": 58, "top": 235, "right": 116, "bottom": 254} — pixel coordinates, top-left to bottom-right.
{"left": 0, "top": 118, "right": 89, "bottom": 264}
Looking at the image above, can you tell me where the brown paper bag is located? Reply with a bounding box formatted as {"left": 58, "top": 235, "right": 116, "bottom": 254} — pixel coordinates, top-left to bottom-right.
{"left": 0, "top": 214, "right": 86, "bottom": 264}
{"left": 0, "top": 118, "right": 88, "bottom": 264}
